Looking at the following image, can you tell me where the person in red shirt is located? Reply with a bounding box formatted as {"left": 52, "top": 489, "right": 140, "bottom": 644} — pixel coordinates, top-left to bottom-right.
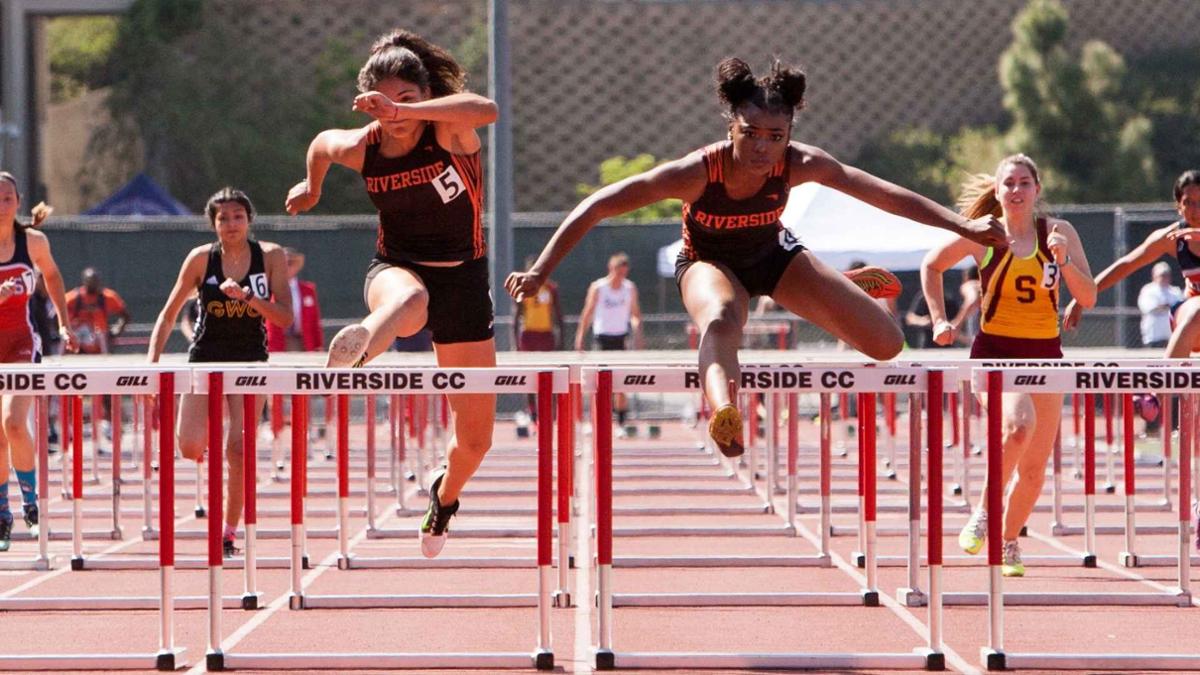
{"left": 266, "top": 248, "right": 323, "bottom": 353}
{"left": 64, "top": 268, "right": 130, "bottom": 355}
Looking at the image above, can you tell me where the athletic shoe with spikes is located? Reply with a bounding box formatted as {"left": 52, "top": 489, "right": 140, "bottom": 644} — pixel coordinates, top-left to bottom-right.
{"left": 708, "top": 404, "right": 744, "bottom": 458}
{"left": 844, "top": 265, "right": 902, "bottom": 299}
{"left": 1002, "top": 539, "right": 1025, "bottom": 577}
{"left": 419, "top": 470, "right": 459, "bottom": 559}
{"left": 325, "top": 324, "right": 370, "bottom": 368}
{"left": 23, "top": 503, "right": 38, "bottom": 538}
{"left": 959, "top": 508, "right": 987, "bottom": 555}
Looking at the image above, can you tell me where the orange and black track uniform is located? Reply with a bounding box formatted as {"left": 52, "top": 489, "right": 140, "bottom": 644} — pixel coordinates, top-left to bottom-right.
{"left": 970, "top": 217, "right": 1063, "bottom": 359}
{"left": 673, "top": 143, "right": 804, "bottom": 297}
{"left": 360, "top": 121, "right": 493, "bottom": 344}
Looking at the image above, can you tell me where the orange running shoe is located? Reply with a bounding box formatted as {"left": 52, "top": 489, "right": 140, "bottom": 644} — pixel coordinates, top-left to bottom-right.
{"left": 708, "top": 404, "right": 745, "bottom": 458}
{"left": 845, "top": 266, "right": 902, "bottom": 300}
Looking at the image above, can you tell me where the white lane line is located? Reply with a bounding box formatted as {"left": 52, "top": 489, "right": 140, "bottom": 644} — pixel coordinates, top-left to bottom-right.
{"left": 1026, "top": 528, "right": 1199, "bottom": 606}
{"left": 1, "top": 511, "right": 199, "bottom": 598}
{"left": 184, "top": 509, "right": 396, "bottom": 675}
{"left": 794, "top": 519, "right": 980, "bottom": 675}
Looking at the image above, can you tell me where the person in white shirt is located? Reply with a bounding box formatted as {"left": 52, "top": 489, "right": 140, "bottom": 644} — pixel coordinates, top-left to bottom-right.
{"left": 576, "top": 253, "right": 643, "bottom": 435}
{"left": 1138, "top": 261, "right": 1183, "bottom": 348}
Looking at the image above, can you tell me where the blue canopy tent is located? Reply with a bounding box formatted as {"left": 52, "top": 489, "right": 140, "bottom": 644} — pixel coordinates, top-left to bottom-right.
{"left": 83, "top": 173, "right": 192, "bottom": 216}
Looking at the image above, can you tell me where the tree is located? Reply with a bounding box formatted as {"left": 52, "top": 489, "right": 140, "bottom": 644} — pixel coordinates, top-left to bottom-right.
{"left": 576, "top": 154, "right": 680, "bottom": 222}
{"left": 998, "top": 0, "right": 1156, "bottom": 202}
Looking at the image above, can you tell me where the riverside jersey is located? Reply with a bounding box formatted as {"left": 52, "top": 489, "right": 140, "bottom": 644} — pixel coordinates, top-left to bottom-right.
{"left": 680, "top": 143, "right": 793, "bottom": 264}
{"left": 361, "top": 122, "right": 485, "bottom": 263}
{"left": 189, "top": 241, "right": 269, "bottom": 363}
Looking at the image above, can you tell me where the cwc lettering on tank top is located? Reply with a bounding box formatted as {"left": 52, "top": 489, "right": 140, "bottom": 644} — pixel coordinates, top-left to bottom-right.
{"left": 189, "top": 240, "right": 268, "bottom": 363}
{"left": 1172, "top": 220, "right": 1200, "bottom": 297}
{"left": 593, "top": 279, "right": 633, "bottom": 337}
{"left": 680, "top": 142, "right": 791, "bottom": 265}
{"left": 0, "top": 227, "right": 40, "bottom": 363}
{"left": 361, "top": 121, "right": 485, "bottom": 263}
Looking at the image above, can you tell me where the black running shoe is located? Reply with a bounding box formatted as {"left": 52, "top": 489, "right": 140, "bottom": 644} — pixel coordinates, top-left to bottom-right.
{"left": 0, "top": 516, "right": 11, "bottom": 552}
{"left": 22, "top": 503, "right": 38, "bottom": 538}
{"left": 419, "top": 471, "right": 459, "bottom": 559}
{"left": 223, "top": 535, "right": 240, "bottom": 559}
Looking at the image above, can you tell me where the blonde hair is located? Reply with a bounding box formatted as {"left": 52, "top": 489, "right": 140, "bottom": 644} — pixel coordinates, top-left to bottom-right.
{"left": 956, "top": 154, "right": 1043, "bottom": 220}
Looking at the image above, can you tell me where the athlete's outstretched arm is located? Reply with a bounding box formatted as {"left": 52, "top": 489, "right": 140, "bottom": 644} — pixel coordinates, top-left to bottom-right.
{"left": 26, "top": 231, "right": 78, "bottom": 353}
{"left": 1064, "top": 225, "right": 1173, "bottom": 330}
{"left": 147, "top": 248, "right": 207, "bottom": 363}
{"left": 285, "top": 128, "right": 369, "bottom": 215}
{"left": 798, "top": 147, "right": 1006, "bottom": 248}
{"left": 354, "top": 92, "right": 498, "bottom": 130}
{"left": 506, "top": 159, "right": 704, "bottom": 301}
{"left": 921, "top": 237, "right": 985, "bottom": 346}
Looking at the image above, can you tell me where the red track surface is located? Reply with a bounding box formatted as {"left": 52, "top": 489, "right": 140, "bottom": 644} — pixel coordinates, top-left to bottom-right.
{"left": 0, "top": 398, "right": 1196, "bottom": 675}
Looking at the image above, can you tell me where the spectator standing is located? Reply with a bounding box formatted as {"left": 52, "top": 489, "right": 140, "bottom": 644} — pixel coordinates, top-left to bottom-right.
{"left": 1138, "top": 261, "right": 1183, "bottom": 349}
{"left": 65, "top": 267, "right": 130, "bottom": 354}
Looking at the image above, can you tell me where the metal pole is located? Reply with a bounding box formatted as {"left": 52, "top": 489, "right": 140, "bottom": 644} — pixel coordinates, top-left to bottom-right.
{"left": 488, "top": 0, "right": 514, "bottom": 319}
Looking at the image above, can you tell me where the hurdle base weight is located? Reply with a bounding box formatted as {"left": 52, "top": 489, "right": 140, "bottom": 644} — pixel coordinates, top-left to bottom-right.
{"left": 594, "top": 649, "right": 615, "bottom": 671}
{"left": 896, "top": 587, "right": 927, "bottom": 607}
{"left": 1019, "top": 525, "right": 1027, "bottom": 537}
{"left": 288, "top": 594, "right": 304, "bottom": 610}
{"left": 155, "top": 648, "right": 184, "bottom": 671}
{"left": 303, "top": 554, "right": 310, "bottom": 569}
{"left": 1119, "top": 552, "right": 1138, "bottom": 568}
{"left": 1083, "top": 554, "right": 1097, "bottom": 568}
{"left": 206, "top": 651, "right": 225, "bottom": 672}
{"left": 533, "top": 649, "right": 554, "bottom": 671}
{"left": 241, "top": 592, "right": 261, "bottom": 610}
{"left": 852, "top": 552, "right": 865, "bottom": 568}
{"left": 70, "top": 556, "right": 83, "bottom": 571}
{"left": 194, "top": 507, "right": 206, "bottom": 518}
{"left": 1102, "top": 483, "right": 1116, "bottom": 494}
{"left": 337, "top": 555, "right": 353, "bottom": 570}
{"left": 916, "top": 648, "right": 945, "bottom": 671}
{"left": 860, "top": 589, "right": 880, "bottom": 606}
{"left": 552, "top": 590, "right": 572, "bottom": 608}
{"left": 951, "top": 484, "right": 963, "bottom": 496}
{"left": 982, "top": 648, "right": 1006, "bottom": 671}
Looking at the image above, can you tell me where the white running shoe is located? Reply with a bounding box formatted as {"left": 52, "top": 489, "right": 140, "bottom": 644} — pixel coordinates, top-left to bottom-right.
{"left": 325, "top": 324, "right": 370, "bottom": 368}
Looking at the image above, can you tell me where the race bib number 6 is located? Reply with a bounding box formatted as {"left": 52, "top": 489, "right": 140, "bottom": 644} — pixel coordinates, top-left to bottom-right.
{"left": 249, "top": 273, "right": 269, "bottom": 298}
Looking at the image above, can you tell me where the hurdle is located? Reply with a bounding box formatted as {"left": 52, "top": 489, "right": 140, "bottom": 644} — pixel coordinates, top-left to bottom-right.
{"left": 203, "top": 366, "right": 562, "bottom": 671}
{"left": 0, "top": 368, "right": 186, "bottom": 671}
{"left": 0, "top": 397, "right": 52, "bottom": 571}
{"left": 588, "top": 364, "right": 946, "bottom": 670}
{"left": 977, "top": 366, "right": 1196, "bottom": 672}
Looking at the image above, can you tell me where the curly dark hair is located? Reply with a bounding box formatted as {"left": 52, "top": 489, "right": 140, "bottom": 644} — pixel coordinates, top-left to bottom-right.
{"left": 715, "top": 57, "right": 806, "bottom": 118}
{"left": 357, "top": 29, "right": 466, "bottom": 98}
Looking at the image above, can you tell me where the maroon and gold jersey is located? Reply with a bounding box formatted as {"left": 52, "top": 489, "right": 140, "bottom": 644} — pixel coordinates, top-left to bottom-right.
{"left": 680, "top": 142, "right": 791, "bottom": 264}
{"left": 979, "top": 217, "right": 1060, "bottom": 340}
{"left": 361, "top": 122, "right": 484, "bottom": 263}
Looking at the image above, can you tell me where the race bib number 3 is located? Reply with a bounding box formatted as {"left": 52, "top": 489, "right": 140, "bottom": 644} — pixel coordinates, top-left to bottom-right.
{"left": 1041, "top": 262, "right": 1060, "bottom": 289}
{"left": 433, "top": 165, "right": 466, "bottom": 204}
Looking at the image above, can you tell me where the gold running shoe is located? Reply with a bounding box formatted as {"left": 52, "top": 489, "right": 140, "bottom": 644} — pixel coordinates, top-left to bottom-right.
{"left": 708, "top": 404, "right": 745, "bottom": 458}
{"left": 325, "top": 324, "right": 370, "bottom": 368}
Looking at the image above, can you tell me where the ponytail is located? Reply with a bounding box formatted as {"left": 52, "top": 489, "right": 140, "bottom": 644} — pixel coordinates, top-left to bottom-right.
{"left": 0, "top": 171, "right": 51, "bottom": 230}
{"left": 357, "top": 29, "right": 466, "bottom": 98}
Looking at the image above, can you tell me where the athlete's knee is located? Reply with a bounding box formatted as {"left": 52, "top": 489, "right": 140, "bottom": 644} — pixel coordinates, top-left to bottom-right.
{"left": 862, "top": 324, "right": 904, "bottom": 361}
{"left": 1, "top": 414, "right": 29, "bottom": 439}
{"left": 1002, "top": 417, "right": 1033, "bottom": 448}
{"left": 178, "top": 436, "right": 205, "bottom": 462}
{"left": 454, "top": 436, "right": 491, "bottom": 459}
{"left": 698, "top": 302, "right": 745, "bottom": 338}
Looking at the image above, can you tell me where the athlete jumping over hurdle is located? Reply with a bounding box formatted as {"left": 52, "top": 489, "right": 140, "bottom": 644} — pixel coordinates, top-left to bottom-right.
{"left": 0, "top": 172, "right": 77, "bottom": 551}
{"left": 147, "top": 188, "right": 293, "bottom": 558}
{"left": 285, "top": 29, "right": 499, "bottom": 558}
{"left": 922, "top": 155, "right": 1097, "bottom": 576}
{"left": 506, "top": 57, "right": 1005, "bottom": 456}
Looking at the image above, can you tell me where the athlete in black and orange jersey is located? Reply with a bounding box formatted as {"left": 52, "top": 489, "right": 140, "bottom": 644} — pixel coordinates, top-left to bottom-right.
{"left": 148, "top": 188, "right": 293, "bottom": 558}
{"left": 922, "top": 155, "right": 1096, "bottom": 577}
{"left": 1061, "top": 170, "right": 1200, "bottom": 356}
{"left": 285, "top": 29, "right": 498, "bottom": 558}
{"left": 0, "top": 172, "right": 77, "bottom": 551}
{"left": 506, "top": 57, "right": 1004, "bottom": 456}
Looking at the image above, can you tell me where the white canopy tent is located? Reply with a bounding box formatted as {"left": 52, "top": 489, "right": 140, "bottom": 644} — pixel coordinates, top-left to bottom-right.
{"left": 656, "top": 182, "right": 969, "bottom": 277}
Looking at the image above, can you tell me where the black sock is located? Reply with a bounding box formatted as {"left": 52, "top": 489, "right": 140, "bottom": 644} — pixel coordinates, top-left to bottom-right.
{"left": 617, "top": 409, "right": 627, "bottom": 425}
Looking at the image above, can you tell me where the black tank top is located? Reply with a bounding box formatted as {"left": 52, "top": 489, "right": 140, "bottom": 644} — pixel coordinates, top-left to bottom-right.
{"left": 189, "top": 240, "right": 268, "bottom": 363}
{"left": 680, "top": 142, "right": 791, "bottom": 265}
{"left": 361, "top": 122, "right": 485, "bottom": 263}
{"left": 1172, "top": 220, "right": 1200, "bottom": 296}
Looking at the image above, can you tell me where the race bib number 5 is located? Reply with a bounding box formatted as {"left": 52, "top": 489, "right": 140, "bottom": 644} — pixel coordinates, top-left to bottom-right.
{"left": 433, "top": 165, "right": 466, "bottom": 204}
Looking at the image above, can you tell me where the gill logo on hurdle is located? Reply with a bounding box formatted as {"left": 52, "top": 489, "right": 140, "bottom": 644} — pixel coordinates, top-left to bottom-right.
{"left": 972, "top": 363, "right": 1200, "bottom": 393}
{"left": 0, "top": 367, "right": 190, "bottom": 394}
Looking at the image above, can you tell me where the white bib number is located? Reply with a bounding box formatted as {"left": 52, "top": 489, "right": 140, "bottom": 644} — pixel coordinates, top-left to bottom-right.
{"left": 1041, "top": 262, "right": 1060, "bottom": 289}
{"left": 779, "top": 229, "right": 803, "bottom": 251}
{"left": 249, "top": 273, "right": 269, "bottom": 298}
{"left": 433, "top": 165, "right": 466, "bottom": 204}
